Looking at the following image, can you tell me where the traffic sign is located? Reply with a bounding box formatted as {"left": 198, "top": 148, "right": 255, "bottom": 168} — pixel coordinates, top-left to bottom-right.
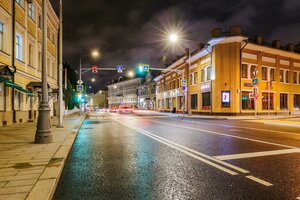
{"left": 77, "top": 85, "right": 84, "bottom": 92}
{"left": 252, "top": 78, "right": 259, "bottom": 85}
{"left": 142, "top": 64, "right": 149, "bottom": 72}
{"left": 181, "top": 80, "right": 187, "bottom": 86}
{"left": 117, "top": 65, "right": 123, "bottom": 73}
{"left": 182, "top": 86, "right": 187, "bottom": 92}
{"left": 77, "top": 80, "right": 83, "bottom": 85}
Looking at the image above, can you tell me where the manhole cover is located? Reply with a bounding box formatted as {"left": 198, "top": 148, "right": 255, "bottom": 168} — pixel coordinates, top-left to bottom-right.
{"left": 14, "top": 163, "right": 33, "bottom": 169}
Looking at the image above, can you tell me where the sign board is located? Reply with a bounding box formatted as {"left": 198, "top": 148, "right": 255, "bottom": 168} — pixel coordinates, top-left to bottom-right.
{"left": 182, "top": 86, "right": 187, "bottom": 92}
{"left": 181, "top": 80, "right": 187, "bottom": 86}
{"left": 252, "top": 78, "right": 259, "bottom": 85}
{"left": 221, "top": 91, "right": 230, "bottom": 107}
{"left": 142, "top": 64, "right": 150, "bottom": 72}
{"left": 117, "top": 65, "right": 123, "bottom": 73}
{"left": 77, "top": 80, "right": 83, "bottom": 85}
{"left": 244, "top": 83, "right": 252, "bottom": 87}
{"left": 77, "top": 85, "right": 84, "bottom": 92}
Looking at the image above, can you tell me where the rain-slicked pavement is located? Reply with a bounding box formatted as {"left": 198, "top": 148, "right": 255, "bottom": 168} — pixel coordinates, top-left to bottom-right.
{"left": 54, "top": 112, "right": 300, "bottom": 200}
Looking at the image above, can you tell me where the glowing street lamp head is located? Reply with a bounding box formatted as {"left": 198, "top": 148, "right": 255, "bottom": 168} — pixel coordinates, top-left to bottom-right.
{"left": 91, "top": 50, "right": 99, "bottom": 58}
{"left": 91, "top": 78, "right": 95, "bottom": 82}
{"left": 128, "top": 71, "right": 134, "bottom": 78}
{"left": 113, "top": 85, "right": 117, "bottom": 89}
{"left": 169, "top": 33, "right": 178, "bottom": 43}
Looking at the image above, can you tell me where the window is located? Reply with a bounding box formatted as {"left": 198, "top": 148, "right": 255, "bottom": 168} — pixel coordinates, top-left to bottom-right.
{"left": 0, "top": 82, "right": 4, "bottom": 110}
{"left": 293, "top": 72, "right": 298, "bottom": 84}
{"left": 191, "top": 94, "right": 198, "bottom": 109}
{"left": 194, "top": 72, "right": 198, "bottom": 84}
{"left": 179, "top": 96, "right": 183, "bottom": 109}
{"left": 280, "top": 70, "right": 284, "bottom": 82}
{"left": 16, "top": 34, "right": 23, "bottom": 60}
{"left": 171, "top": 80, "right": 175, "bottom": 89}
{"left": 162, "top": 99, "right": 165, "bottom": 108}
{"left": 262, "top": 67, "right": 267, "bottom": 80}
{"left": 250, "top": 65, "right": 256, "bottom": 79}
{"left": 38, "top": 15, "right": 42, "bottom": 29}
{"left": 28, "top": 3, "right": 35, "bottom": 20}
{"left": 207, "top": 67, "right": 211, "bottom": 81}
{"left": 285, "top": 71, "right": 289, "bottom": 83}
{"left": 280, "top": 93, "right": 288, "bottom": 110}
{"left": 189, "top": 74, "right": 193, "bottom": 85}
{"left": 262, "top": 92, "right": 274, "bottom": 110}
{"left": 294, "top": 95, "right": 300, "bottom": 110}
{"left": 14, "top": 90, "right": 20, "bottom": 110}
{"left": 202, "top": 92, "right": 211, "bottom": 108}
{"left": 28, "top": 44, "right": 34, "bottom": 67}
{"left": 242, "top": 64, "right": 248, "bottom": 78}
{"left": 242, "top": 91, "right": 254, "bottom": 110}
{"left": 270, "top": 68, "right": 275, "bottom": 81}
{"left": 166, "top": 98, "right": 171, "bottom": 109}
{"left": 0, "top": 22, "right": 3, "bottom": 51}
{"left": 201, "top": 69, "right": 205, "bottom": 82}
{"left": 16, "top": 0, "right": 24, "bottom": 8}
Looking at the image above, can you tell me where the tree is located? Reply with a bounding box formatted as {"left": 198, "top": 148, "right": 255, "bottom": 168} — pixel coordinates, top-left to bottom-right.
{"left": 63, "top": 63, "right": 78, "bottom": 110}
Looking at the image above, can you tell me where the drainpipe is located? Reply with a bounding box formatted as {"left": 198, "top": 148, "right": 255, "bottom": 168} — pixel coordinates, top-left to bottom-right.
{"left": 240, "top": 40, "right": 249, "bottom": 114}
{"left": 204, "top": 44, "right": 213, "bottom": 115}
{"left": 11, "top": 0, "right": 16, "bottom": 123}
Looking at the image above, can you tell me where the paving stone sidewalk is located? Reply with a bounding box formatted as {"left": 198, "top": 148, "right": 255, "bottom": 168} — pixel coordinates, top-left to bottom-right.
{"left": 0, "top": 113, "right": 86, "bottom": 200}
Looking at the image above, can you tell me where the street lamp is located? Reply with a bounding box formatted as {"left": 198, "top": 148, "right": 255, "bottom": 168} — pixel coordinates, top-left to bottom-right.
{"left": 169, "top": 33, "right": 178, "bottom": 43}
{"left": 91, "top": 78, "right": 95, "bottom": 82}
{"left": 35, "top": 0, "right": 52, "bottom": 143}
{"left": 127, "top": 70, "right": 134, "bottom": 78}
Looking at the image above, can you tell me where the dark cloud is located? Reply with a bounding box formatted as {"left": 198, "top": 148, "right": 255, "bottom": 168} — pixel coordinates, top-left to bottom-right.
{"left": 50, "top": 0, "right": 300, "bottom": 92}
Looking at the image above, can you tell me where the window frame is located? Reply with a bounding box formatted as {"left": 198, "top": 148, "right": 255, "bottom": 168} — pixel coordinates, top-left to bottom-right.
{"left": 28, "top": 3, "right": 35, "bottom": 20}
{"left": 16, "top": 33, "right": 23, "bottom": 61}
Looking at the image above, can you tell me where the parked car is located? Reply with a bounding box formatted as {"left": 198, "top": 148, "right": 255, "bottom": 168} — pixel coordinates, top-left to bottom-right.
{"left": 118, "top": 106, "right": 133, "bottom": 113}
{"left": 109, "top": 108, "right": 118, "bottom": 113}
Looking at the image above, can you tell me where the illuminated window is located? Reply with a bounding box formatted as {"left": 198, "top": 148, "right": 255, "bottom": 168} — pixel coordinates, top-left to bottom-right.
{"left": 28, "top": 3, "right": 35, "bottom": 20}
{"left": 280, "top": 93, "right": 288, "bottom": 110}
{"left": 242, "top": 91, "right": 254, "bottom": 110}
{"left": 16, "top": 33, "right": 23, "bottom": 60}
{"left": 294, "top": 94, "right": 300, "bottom": 110}
{"left": 262, "top": 92, "right": 274, "bottom": 110}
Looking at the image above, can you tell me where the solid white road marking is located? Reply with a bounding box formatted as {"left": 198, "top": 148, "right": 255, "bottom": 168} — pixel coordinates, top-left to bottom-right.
{"left": 182, "top": 119, "right": 300, "bottom": 137}
{"left": 246, "top": 175, "right": 273, "bottom": 187}
{"left": 151, "top": 120, "right": 298, "bottom": 149}
{"left": 214, "top": 148, "right": 300, "bottom": 160}
{"left": 264, "top": 122, "right": 300, "bottom": 128}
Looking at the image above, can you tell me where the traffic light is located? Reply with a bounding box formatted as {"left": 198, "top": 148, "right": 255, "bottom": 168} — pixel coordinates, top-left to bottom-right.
{"left": 92, "top": 65, "right": 98, "bottom": 73}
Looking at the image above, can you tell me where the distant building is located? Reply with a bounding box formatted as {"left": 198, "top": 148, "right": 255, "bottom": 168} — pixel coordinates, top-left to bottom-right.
{"left": 137, "top": 73, "right": 156, "bottom": 110}
{"left": 86, "top": 90, "right": 108, "bottom": 108}
{"left": 0, "top": 0, "right": 59, "bottom": 127}
{"left": 107, "top": 78, "right": 142, "bottom": 108}
{"left": 155, "top": 26, "right": 300, "bottom": 115}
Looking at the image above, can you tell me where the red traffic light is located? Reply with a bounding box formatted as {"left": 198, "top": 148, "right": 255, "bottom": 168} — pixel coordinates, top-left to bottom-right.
{"left": 92, "top": 65, "right": 97, "bottom": 70}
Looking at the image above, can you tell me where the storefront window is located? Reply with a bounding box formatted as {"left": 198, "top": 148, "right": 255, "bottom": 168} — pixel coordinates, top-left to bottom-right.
{"left": 242, "top": 91, "right": 254, "bottom": 110}
{"left": 0, "top": 82, "right": 4, "bottom": 110}
{"left": 202, "top": 92, "right": 210, "bottom": 109}
{"left": 14, "top": 90, "right": 20, "bottom": 110}
{"left": 242, "top": 64, "right": 248, "bottom": 78}
{"left": 280, "top": 93, "right": 288, "bottom": 110}
{"left": 262, "top": 92, "right": 274, "bottom": 110}
{"left": 294, "top": 95, "right": 300, "bottom": 110}
{"left": 191, "top": 94, "right": 197, "bottom": 109}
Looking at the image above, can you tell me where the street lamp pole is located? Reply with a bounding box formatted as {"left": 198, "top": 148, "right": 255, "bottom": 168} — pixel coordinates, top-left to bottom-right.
{"left": 35, "top": 0, "right": 52, "bottom": 143}
{"left": 57, "top": 0, "right": 64, "bottom": 128}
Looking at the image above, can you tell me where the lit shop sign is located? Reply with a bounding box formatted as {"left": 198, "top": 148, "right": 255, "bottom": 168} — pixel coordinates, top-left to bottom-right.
{"left": 201, "top": 83, "right": 211, "bottom": 92}
{"left": 221, "top": 91, "right": 230, "bottom": 107}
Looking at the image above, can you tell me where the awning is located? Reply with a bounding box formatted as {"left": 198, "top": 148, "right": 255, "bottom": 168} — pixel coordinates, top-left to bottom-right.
{"left": 0, "top": 77, "right": 33, "bottom": 97}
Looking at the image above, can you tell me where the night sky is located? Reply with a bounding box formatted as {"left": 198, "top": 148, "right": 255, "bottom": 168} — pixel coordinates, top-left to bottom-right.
{"left": 50, "top": 0, "right": 300, "bottom": 92}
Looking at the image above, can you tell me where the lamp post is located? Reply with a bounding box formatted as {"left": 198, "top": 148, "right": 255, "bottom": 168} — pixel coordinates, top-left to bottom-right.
{"left": 57, "top": 0, "right": 64, "bottom": 128}
{"left": 35, "top": 0, "right": 52, "bottom": 143}
{"left": 79, "top": 50, "right": 99, "bottom": 83}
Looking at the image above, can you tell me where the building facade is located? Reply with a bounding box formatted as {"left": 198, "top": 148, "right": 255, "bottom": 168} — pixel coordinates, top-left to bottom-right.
{"left": 155, "top": 26, "right": 300, "bottom": 115}
{"left": 86, "top": 90, "right": 108, "bottom": 109}
{"left": 107, "top": 78, "right": 142, "bottom": 108}
{"left": 137, "top": 74, "right": 156, "bottom": 110}
{"left": 0, "top": 0, "right": 59, "bottom": 126}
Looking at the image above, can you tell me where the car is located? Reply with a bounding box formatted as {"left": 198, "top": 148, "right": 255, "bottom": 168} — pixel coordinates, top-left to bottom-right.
{"left": 118, "top": 106, "right": 133, "bottom": 113}
{"left": 109, "top": 108, "right": 118, "bottom": 113}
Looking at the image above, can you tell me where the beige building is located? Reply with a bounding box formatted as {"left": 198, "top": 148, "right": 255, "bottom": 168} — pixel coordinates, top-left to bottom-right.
{"left": 86, "top": 90, "right": 108, "bottom": 108}
{"left": 155, "top": 26, "right": 300, "bottom": 115}
{"left": 0, "top": 0, "right": 59, "bottom": 126}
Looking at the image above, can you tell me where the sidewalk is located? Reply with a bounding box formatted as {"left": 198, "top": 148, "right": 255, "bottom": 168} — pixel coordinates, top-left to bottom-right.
{"left": 0, "top": 113, "right": 86, "bottom": 200}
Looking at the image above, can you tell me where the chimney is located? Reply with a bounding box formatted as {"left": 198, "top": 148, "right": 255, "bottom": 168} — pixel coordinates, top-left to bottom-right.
{"left": 272, "top": 40, "right": 281, "bottom": 49}
{"left": 230, "top": 26, "right": 242, "bottom": 36}
{"left": 197, "top": 43, "right": 205, "bottom": 50}
{"left": 211, "top": 28, "right": 222, "bottom": 37}
{"left": 286, "top": 43, "right": 294, "bottom": 52}
{"left": 255, "top": 36, "right": 263, "bottom": 45}
{"left": 185, "top": 48, "right": 190, "bottom": 57}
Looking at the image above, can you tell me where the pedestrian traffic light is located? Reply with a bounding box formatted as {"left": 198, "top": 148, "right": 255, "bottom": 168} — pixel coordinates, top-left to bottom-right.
{"left": 92, "top": 65, "right": 98, "bottom": 73}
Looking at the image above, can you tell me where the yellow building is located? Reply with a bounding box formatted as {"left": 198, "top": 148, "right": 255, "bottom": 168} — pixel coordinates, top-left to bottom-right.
{"left": 155, "top": 26, "right": 300, "bottom": 115}
{"left": 0, "top": 0, "right": 59, "bottom": 126}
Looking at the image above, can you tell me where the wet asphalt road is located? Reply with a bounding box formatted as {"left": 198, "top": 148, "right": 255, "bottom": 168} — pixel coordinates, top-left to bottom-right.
{"left": 54, "top": 112, "right": 300, "bottom": 200}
